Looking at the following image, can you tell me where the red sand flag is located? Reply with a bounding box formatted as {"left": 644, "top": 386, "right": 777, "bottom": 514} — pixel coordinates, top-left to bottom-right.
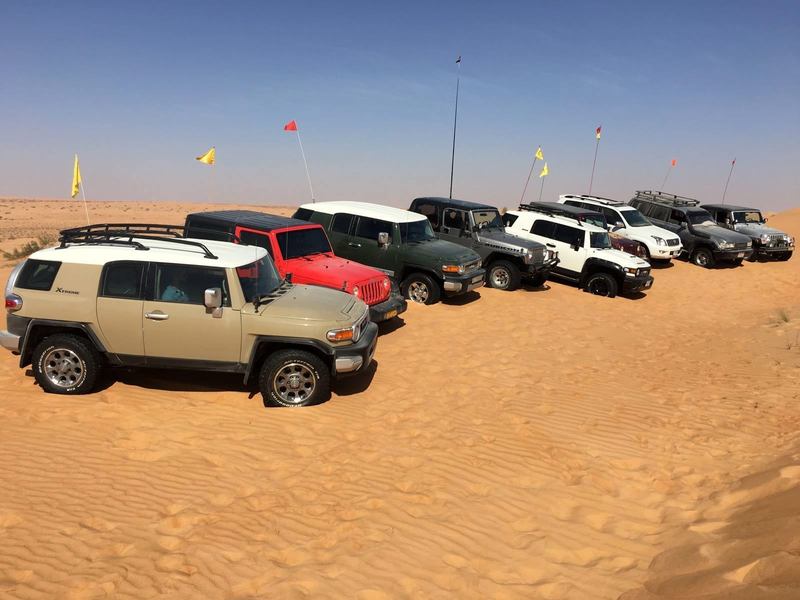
{"left": 589, "top": 125, "right": 602, "bottom": 193}
{"left": 284, "top": 120, "right": 298, "bottom": 131}
{"left": 671, "top": 158, "right": 677, "bottom": 167}
{"left": 595, "top": 125, "right": 602, "bottom": 140}
{"left": 283, "top": 119, "right": 315, "bottom": 202}
{"left": 661, "top": 158, "right": 677, "bottom": 190}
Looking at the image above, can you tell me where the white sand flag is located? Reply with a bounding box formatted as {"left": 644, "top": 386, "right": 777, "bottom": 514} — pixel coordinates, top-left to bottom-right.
{"left": 71, "top": 154, "right": 90, "bottom": 225}
{"left": 284, "top": 120, "right": 315, "bottom": 203}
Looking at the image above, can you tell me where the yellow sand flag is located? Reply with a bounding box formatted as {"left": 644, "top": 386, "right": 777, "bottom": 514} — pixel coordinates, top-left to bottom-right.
{"left": 539, "top": 162, "right": 549, "bottom": 178}
{"left": 71, "top": 154, "right": 82, "bottom": 198}
{"left": 535, "top": 147, "right": 544, "bottom": 161}
{"left": 196, "top": 147, "right": 215, "bottom": 165}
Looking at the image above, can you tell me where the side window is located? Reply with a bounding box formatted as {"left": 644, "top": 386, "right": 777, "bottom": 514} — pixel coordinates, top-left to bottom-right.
{"left": 668, "top": 210, "right": 686, "bottom": 225}
{"left": 602, "top": 207, "right": 624, "bottom": 226}
{"left": 530, "top": 219, "right": 556, "bottom": 239}
{"left": 417, "top": 203, "right": 440, "bottom": 228}
{"left": 100, "top": 261, "right": 145, "bottom": 299}
{"left": 15, "top": 260, "right": 62, "bottom": 291}
{"left": 638, "top": 202, "right": 654, "bottom": 217}
{"left": 293, "top": 208, "right": 313, "bottom": 221}
{"left": 354, "top": 216, "right": 393, "bottom": 241}
{"left": 554, "top": 224, "right": 584, "bottom": 247}
{"left": 330, "top": 213, "right": 355, "bottom": 235}
{"left": 238, "top": 229, "right": 274, "bottom": 259}
{"left": 154, "top": 264, "right": 230, "bottom": 306}
{"left": 650, "top": 206, "right": 671, "bottom": 222}
{"left": 443, "top": 209, "right": 468, "bottom": 230}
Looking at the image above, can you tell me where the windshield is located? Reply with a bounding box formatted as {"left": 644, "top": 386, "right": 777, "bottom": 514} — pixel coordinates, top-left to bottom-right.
{"left": 236, "top": 255, "right": 283, "bottom": 302}
{"left": 687, "top": 210, "right": 717, "bottom": 226}
{"left": 400, "top": 219, "right": 435, "bottom": 242}
{"left": 621, "top": 209, "right": 651, "bottom": 227}
{"left": 472, "top": 209, "right": 503, "bottom": 230}
{"left": 275, "top": 228, "right": 332, "bottom": 259}
{"left": 590, "top": 232, "right": 612, "bottom": 249}
{"left": 733, "top": 211, "right": 764, "bottom": 224}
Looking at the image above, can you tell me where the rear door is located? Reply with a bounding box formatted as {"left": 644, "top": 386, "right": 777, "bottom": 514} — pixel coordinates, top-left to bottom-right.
{"left": 142, "top": 263, "right": 241, "bottom": 364}
{"left": 96, "top": 261, "right": 146, "bottom": 358}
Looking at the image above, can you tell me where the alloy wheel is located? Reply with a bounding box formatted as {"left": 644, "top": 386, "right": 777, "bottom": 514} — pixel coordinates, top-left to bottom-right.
{"left": 273, "top": 362, "right": 317, "bottom": 406}
{"left": 42, "top": 348, "right": 86, "bottom": 389}
{"left": 408, "top": 281, "right": 429, "bottom": 303}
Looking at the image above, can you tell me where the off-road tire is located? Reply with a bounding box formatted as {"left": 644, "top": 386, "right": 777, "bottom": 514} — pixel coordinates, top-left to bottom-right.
{"left": 487, "top": 260, "right": 521, "bottom": 291}
{"left": 259, "top": 349, "right": 330, "bottom": 407}
{"left": 692, "top": 247, "right": 715, "bottom": 268}
{"left": 31, "top": 333, "right": 100, "bottom": 394}
{"left": 401, "top": 273, "right": 441, "bottom": 305}
{"left": 778, "top": 251, "right": 793, "bottom": 262}
{"left": 583, "top": 272, "right": 618, "bottom": 298}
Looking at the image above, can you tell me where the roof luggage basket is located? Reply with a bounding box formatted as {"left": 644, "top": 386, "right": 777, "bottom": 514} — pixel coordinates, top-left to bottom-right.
{"left": 574, "top": 195, "right": 625, "bottom": 206}
{"left": 634, "top": 190, "right": 700, "bottom": 207}
{"left": 518, "top": 203, "right": 583, "bottom": 226}
{"left": 58, "top": 223, "right": 220, "bottom": 259}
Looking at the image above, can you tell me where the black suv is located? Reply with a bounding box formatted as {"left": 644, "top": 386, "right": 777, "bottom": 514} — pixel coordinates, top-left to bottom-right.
{"left": 408, "top": 197, "right": 558, "bottom": 290}
{"left": 629, "top": 191, "right": 753, "bottom": 267}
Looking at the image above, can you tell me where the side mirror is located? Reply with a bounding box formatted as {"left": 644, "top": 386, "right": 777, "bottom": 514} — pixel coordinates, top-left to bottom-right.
{"left": 378, "top": 232, "right": 390, "bottom": 247}
{"left": 285, "top": 272, "right": 293, "bottom": 283}
{"left": 611, "top": 225, "right": 622, "bottom": 232}
{"left": 204, "top": 287, "right": 223, "bottom": 318}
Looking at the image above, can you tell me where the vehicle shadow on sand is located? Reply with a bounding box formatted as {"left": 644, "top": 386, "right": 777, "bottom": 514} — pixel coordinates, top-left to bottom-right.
{"left": 441, "top": 290, "right": 482, "bottom": 306}
{"left": 378, "top": 317, "right": 406, "bottom": 335}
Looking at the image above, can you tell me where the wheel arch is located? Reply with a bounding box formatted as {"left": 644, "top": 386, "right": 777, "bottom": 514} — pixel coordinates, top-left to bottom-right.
{"left": 244, "top": 336, "right": 333, "bottom": 385}
{"left": 20, "top": 320, "right": 106, "bottom": 368}
{"left": 581, "top": 258, "right": 625, "bottom": 286}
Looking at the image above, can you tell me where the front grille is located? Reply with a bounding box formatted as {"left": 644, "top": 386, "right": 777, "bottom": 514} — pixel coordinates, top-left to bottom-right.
{"left": 667, "top": 238, "right": 680, "bottom": 247}
{"left": 359, "top": 278, "right": 389, "bottom": 305}
{"left": 463, "top": 259, "right": 482, "bottom": 275}
{"left": 530, "top": 247, "right": 546, "bottom": 261}
{"left": 733, "top": 242, "right": 749, "bottom": 250}
{"left": 768, "top": 234, "right": 786, "bottom": 247}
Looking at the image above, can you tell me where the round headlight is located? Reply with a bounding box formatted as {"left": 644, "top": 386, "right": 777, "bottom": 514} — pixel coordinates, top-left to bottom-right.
{"left": 382, "top": 277, "right": 390, "bottom": 290}
{"left": 352, "top": 285, "right": 360, "bottom": 298}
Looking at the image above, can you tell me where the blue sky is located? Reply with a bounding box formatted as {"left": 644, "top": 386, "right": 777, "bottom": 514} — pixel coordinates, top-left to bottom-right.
{"left": 1, "top": 1, "right": 798, "bottom": 209}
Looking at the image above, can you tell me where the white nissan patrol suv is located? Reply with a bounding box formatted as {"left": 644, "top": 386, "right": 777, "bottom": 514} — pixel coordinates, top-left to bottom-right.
{"left": 503, "top": 207, "right": 653, "bottom": 297}
{"left": 558, "top": 194, "right": 682, "bottom": 262}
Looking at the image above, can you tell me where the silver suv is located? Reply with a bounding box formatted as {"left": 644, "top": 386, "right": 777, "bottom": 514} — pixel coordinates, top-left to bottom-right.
{"left": 701, "top": 204, "right": 794, "bottom": 261}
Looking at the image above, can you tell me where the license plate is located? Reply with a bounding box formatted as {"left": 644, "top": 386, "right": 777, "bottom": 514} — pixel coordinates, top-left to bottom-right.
{"left": 384, "top": 309, "right": 398, "bottom": 319}
{"left": 737, "top": 252, "right": 744, "bottom": 258}
{"left": 644, "top": 279, "right": 653, "bottom": 289}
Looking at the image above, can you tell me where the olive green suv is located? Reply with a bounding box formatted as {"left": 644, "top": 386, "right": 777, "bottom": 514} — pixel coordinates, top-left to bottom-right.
{"left": 0, "top": 224, "right": 378, "bottom": 407}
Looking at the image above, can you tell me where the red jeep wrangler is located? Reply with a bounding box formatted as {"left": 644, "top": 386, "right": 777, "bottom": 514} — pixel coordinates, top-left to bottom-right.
{"left": 184, "top": 210, "right": 407, "bottom": 322}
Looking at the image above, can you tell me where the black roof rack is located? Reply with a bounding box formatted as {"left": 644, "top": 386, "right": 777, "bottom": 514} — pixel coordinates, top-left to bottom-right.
{"left": 573, "top": 195, "right": 626, "bottom": 207}
{"left": 58, "top": 223, "right": 220, "bottom": 259}
{"left": 634, "top": 190, "right": 700, "bottom": 207}
{"left": 518, "top": 203, "right": 584, "bottom": 226}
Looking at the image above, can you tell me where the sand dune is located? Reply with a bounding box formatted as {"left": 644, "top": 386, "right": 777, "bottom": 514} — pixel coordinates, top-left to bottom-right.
{"left": 1, "top": 200, "right": 799, "bottom": 599}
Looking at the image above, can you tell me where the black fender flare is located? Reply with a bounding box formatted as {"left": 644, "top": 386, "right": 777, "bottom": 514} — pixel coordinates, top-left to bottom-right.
{"left": 19, "top": 319, "right": 107, "bottom": 368}
{"left": 244, "top": 336, "right": 334, "bottom": 384}
{"left": 582, "top": 258, "right": 625, "bottom": 285}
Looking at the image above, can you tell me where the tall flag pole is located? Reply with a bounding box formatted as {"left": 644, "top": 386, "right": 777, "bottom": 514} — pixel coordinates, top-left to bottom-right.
{"left": 520, "top": 146, "right": 544, "bottom": 204}
{"left": 588, "top": 125, "right": 601, "bottom": 194}
{"left": 284, "top": 120, "right": 315, "bottom": 203}
{"left": 660, "top": 158, "right": 677, "bottom": 190}
{"left": 449, "top": 55, "right": 461, "bottom": 199}
{"left": 721, "top": 158, "right": 736, "bottom": 205}
{"left": 537, "top": 162, "right": 549, "bottom": 202}
{"left": 71, "top": 154, "right": 90, "bottom": 225}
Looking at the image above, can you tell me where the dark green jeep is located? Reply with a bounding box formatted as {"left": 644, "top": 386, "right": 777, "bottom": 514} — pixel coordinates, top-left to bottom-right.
{"left": 292, "top": 201, "right": 485, "bottom": 305}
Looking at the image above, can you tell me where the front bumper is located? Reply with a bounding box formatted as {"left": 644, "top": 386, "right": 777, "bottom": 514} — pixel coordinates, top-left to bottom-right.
{"left": 368, "top": 291, "right": 407, "bottom": 323}
{"left": 524, "top": 255, "right": 560, "bottom": 276}
{"left": 442, "top": 269, "right": 486, "bottom": 295}
{"left": 651, "top": 245, "right": 682, "bottom": 260}
{"left": 622, "top": 274, "right": 654, "bottom": 294}
{"left": 712, "top": 248, "right": 754, "bottom": 261}
{"left": 0, "top": 330, "right": 21, "bottom": 353}
{"left": 333, "top": 321, "right": 378, "bottom": 376}
{"left": 754, "top": 243, "right": 794, "bottom": 256}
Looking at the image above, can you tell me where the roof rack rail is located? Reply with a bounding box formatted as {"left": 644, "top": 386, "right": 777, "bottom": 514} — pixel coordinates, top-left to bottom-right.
{"left": 518, "top": 203, "right": 583, "bottom": 226}
{"left": 58, "top": 223, "right": 220, "bottom": 259}
{"left": 634, "top": 190, "right": 700, "bottom": 207}
{"left": 573, "top": 194, "right": 625, "bottom": 206}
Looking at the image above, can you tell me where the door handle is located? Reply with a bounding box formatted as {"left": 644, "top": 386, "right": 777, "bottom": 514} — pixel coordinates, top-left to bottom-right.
{"left": 348, "top": 242, "right": 362, "bottom": 248}
{"left": 546, "top": 243, "right": 556, "bottom": 248}
{"left": 145, "top": 311, "right": 169, "bottom": 321}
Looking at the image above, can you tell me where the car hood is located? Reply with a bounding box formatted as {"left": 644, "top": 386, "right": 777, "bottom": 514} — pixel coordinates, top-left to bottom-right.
{"left": 255, "top": 283, "right": 365, "bottom": 323}
{"left": 693, "top": 224, "right": 752, "bottom": 242}
{"left": 405, "top": 238, "right": 481, "bottom": 265}
{"left": 734, "top": 223, "right": 785, "bottom": 237}
{"left": 476, "top": 228, "right": 546, "bottom": 252}
{"left": 284, "top": 254, "right": 385, "bottom": 287}
{"left": 591, "top": 247, "right": 651, "bottom": 268}
{"left": 626, "top": 223, "right": 680, "bottom": 242}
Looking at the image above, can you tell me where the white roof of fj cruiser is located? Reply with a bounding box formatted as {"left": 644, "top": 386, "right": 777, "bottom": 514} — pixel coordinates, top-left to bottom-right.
{"left": 300, "top": 201, "right": 426, "bottom": 224}
{"left": 31, "top": 237, "right": 268, "bottom": 268}
{"left": 507, "top": 210, "right": 608, "bottom": 234}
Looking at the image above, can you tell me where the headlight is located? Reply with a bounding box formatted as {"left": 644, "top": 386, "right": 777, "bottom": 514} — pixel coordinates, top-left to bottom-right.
{"left": 382, "top": 277, "right": 391, "bottom": 291}
{"left": 623, "top": 267, "right": 637, "bottom": 276}
{"left": 787, "top": 236, "right": 795, "bottom": 244}
{"left": 327, "top": 327, "right": 354, "bottom": 342}
{"left": 352, "top": 285, "right": 360, "bottom": 298}
{"left": 760, "top": 233, "right": 771, "bottom": 243}
{"left": 442, "top": 264, "right": 465, "bottom": 274}
{"left": 746, "top": 241, "right": 752, "bottom": 248}
{"left": 651, "top": 236, "right": 665, "bottom": 246}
